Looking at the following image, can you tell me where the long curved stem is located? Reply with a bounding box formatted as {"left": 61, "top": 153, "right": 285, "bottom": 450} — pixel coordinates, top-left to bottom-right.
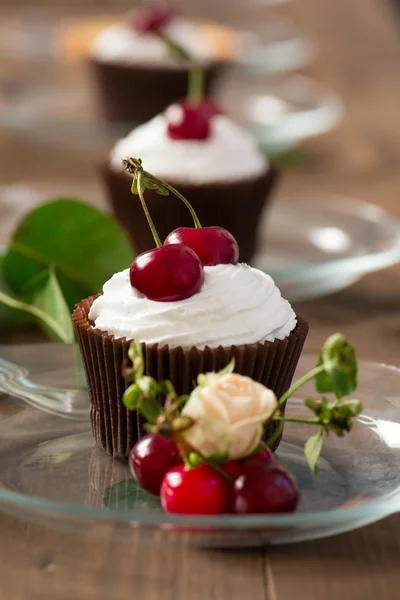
{"left": 278, "top": 365, "right": 325, "bottom": 407}
{"left": 148, "top": 174, "right": 202, "bottom": 229}
{"left": 0, "top": 290, "right": 73, "bottom": 344}
{"left": 136, "top": 172, "right": 162, "bottom": 248}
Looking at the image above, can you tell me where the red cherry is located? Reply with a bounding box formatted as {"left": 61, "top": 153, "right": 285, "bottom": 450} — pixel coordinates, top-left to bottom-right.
{"left": 166, "top": 101, "right": 211, "bottom": 140}
{"left": 220, "top": 460, "right": 241, "bottom": 480}
{"left": 244, "top": 443, "right": 274, "bottom": 464}
{"left": 129, "top": 434, "right": 182, "bottom": 496}
{"left": 232, "top": 461, "right": 300, "bottom": 514}
{"left": 198, "top": 98, "right": 223, "bottom": 119}
{"left": 128, "top": 4, "right": 175, "bottom": 35}
{"left": 164, "top": 227, "right": 239, "bottom": 266}
{"left": 130, "top": 244, "right": 204, "bottom": 302}
{"left": 161, "top": 465, "right": 229, "bottom": 515}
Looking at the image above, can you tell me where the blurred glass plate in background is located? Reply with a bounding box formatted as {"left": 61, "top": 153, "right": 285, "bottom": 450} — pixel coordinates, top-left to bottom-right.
{"left": 220, "top": 73, "right": 343, "bottom": 152}
{"left": 0, "top": 75, "right": 341, "bottom": 155}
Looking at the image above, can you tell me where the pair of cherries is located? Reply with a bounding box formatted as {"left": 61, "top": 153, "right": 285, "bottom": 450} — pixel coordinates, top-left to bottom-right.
{"left": 130, "top": 226, "right": 239, "bottom": 302}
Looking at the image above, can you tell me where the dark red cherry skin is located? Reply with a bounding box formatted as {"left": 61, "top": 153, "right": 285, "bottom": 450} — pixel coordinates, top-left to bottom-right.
{"left": 220, "top": 460, "right": 241, "bottom": 480}
{"left": 166, "top": 101, "right": 211, "bottom": 140}
{"left": 198, "top": 98, "right": 223, "bottom": 119}
{"left": 130, "top": 244, "right": 204, "bottom": 302}
{"left": 164, "top": 226, "right": 239, "bottom": 266}
{"left": 128, "top": 4, "right": 175, "bottom": 35}
{"left": 232, "top": 461, "right": 300, "bottom": 514}
{"left": 161, "top": 464, "right": 229, "bottom": 515}
{"left": 129, "top": 434, "right": 182, "bottom": 496}
{"left": 243, "top": 443, "right": 274, "bottom": 464}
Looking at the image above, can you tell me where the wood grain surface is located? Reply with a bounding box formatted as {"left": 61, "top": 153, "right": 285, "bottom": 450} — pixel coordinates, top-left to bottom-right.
{"left": 1, "top": 0, "right": 400, "bottom": 598}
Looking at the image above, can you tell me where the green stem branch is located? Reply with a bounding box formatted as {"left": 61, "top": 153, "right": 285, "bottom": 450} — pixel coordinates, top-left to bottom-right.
{"left": 0, "top": 290, "right": 73, "bottom": 344}
{"left": 136, "top": 172, "right": 162, "bottom": 248}
{"left": 272, "top": 416, "right": 321, "bottom": 425}
{"left": 278, "top": 365, "right": 325, "bottom": 407}
{"left": 188, "top": 64, "right": 204, "bottom": 104}
{"left": 147, "top": 174, "right": 202, "bottom": 228}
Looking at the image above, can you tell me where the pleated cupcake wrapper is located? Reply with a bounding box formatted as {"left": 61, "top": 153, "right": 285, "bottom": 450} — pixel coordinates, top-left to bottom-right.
{"left": 89, "top": 58, "right": 222, "bottom": 124}
{"left": 102, "top": 165, "right": 279, "bottom": 264}
{"left": 73, "top": 296, "right": 309, "bottom": 459}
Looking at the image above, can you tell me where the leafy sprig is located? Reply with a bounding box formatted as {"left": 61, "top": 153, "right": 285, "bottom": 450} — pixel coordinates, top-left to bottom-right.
{"left": 122, "top": 333, "right": 362, "bottom": 476}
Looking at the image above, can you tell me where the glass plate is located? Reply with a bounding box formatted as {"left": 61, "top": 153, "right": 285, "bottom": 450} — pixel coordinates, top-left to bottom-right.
{"left": 0, "top": 344, "right": 399, "bottom": 547}
{"left": 0, "top": 75, "right": 341, "bottom": 156}
{"left": 1, "top": 185, "right": 399, "bottom": 303}
{"left": 220, "top": 73, "right": 343, "bottom": 152}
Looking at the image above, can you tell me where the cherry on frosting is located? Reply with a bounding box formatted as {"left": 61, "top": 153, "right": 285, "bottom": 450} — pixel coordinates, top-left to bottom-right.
{"left": 129, "top": 3, "right": 175, "bottom": 35}
{"left": 166, "top": 100, "right": 213, "bottom": 141}
{"left": 164, "top": 226, "right": 239, "bottom": 266}
{"left": 130, "top": 244, "right": 204, "bottom": 302}
{"left": 197, "top": 98, "right": 223, "bottom": 119}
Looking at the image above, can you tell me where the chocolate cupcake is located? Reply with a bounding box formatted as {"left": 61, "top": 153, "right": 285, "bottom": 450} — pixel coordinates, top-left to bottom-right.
{"left": 103, "top": 109, "right": 278, "bottom": 264}
{"left": 89, "top": 5, "right": 225, "bottom": 124}
{"left": 73, "top": 264, "right": 308, "bottom": 458}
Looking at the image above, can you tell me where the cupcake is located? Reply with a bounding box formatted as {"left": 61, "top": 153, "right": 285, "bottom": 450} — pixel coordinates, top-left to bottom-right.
{"left": 102, "top": 101, "right": 278, "bottom": 264}
{"left": 74, "top": 159, "right": 307, "bottom": 458}
{"left": 89, "top": 3, "right": 227, "bottom": 124}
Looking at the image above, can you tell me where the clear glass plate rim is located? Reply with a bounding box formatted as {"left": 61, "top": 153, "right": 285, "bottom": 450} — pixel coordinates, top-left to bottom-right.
{"left": 0, "top": 354, "right": 399, "bottom": 529}
{"left": 267, "top": 196, "right": 400, "bottom": 279}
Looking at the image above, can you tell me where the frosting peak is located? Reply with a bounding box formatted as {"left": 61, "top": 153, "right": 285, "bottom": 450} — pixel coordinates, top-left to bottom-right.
{"left": 89, "top": 264, "right": 297, "bottom": 349}
{"left": 110, "top": 114, "right": 268, "bottom": 184}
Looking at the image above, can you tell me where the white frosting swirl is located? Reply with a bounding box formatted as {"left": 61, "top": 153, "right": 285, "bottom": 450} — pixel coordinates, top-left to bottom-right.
{"left": 91, "top": 19, "right": 210, "bottom": 66}
{"left": 89, "top": 264, "right": 297, "bottom": 349}
{"left": 110, "top": 114, "right": 268, "bottom": 184}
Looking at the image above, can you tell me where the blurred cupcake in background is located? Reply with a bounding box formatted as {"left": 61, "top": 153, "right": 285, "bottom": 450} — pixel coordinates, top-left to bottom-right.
{"left": 102, "top": 96, "right": 278, "bottom": 262}
{"left": 101, "top": 19, "right": 278, "bottom": 265}
{"left": 88, "top": 1, "right": 237, "bottom": 124}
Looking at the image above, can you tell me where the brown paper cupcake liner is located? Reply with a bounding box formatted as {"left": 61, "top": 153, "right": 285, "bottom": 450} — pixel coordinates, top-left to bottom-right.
{"left": 102, "top": 164, "right": 279, "bottom": 264}
{"left": 89, "top": 58, "right": 223, "bottom": 124}
{"left": 73, "top": 296, "right": 308, "bottom": 458}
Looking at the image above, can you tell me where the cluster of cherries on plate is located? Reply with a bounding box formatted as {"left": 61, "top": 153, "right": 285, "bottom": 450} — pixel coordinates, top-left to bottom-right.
{"left": 129, "top": 434, "right": 299, "bottom": 515}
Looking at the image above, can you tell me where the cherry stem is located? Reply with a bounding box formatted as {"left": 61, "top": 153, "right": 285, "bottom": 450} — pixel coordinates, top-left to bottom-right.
{"left": 158, "top": 33, "right": 192, "bottom": 62}
{"left": 147, "top": 173, "right": 202, "bottom": 229}
{"left": 136, "top": 172, "right": 162, "bottom": 248}
{"left": 277, "top": 365, "right": 325, "bottom": 408}
{"left": 187, "top": 63, "right": 204, "bottom": 104}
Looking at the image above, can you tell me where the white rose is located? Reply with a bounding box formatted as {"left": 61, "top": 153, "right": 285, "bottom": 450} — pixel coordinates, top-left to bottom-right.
{"left": 182, "top": 373, "right": 278, "bottom": 460}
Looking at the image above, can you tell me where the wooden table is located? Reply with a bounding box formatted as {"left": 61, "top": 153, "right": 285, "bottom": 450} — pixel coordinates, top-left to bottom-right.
{"left": 1, "top": 0, "right": 400, "bottom": 598}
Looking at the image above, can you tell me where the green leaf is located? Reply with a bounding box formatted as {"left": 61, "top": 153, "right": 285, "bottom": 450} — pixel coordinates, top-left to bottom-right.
{"left": 139, "top": 394, "right": 163, "bottom": 423}
{"left": 0, "top": 250, "right": 34, "bottom": 328}
{"left": 32, "top": 267, "right": 75, "bottom": 343}
{"left": 2, "top": 199, "right": 134, "bottom": 311}
{"left": 330, "top": 399, "right": 362, "bottom": 435}
{"left": 0, "top": 289, "right": 73, "bottom": 344}
{"left": 304, "top": 427, "right": 324, "bottom": 475}
{"left": 122, "top": 383, "right": 143, "bottom": 411}
{"left": 142, "top": 177, "right": 159, "bottom": 191}
{"left": 217, "top": 358, "right": 236, "bottom": 376}
{"left": 155, "top": 186, "right": 169, "bottom": 196}
{"left": 136, "top": 375, "right": 159, "bottom": 398}
{"left": 128, "top": 339, "right": 144, "bottom": 380}
{"left": 130, "top": 174, "right": 139, "bottom": 195}
{"left": 316, "top": 333, "right": 357, "bottom": 399}
{"left": 103, "top": 479, "right": 161, "bottom": 511}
